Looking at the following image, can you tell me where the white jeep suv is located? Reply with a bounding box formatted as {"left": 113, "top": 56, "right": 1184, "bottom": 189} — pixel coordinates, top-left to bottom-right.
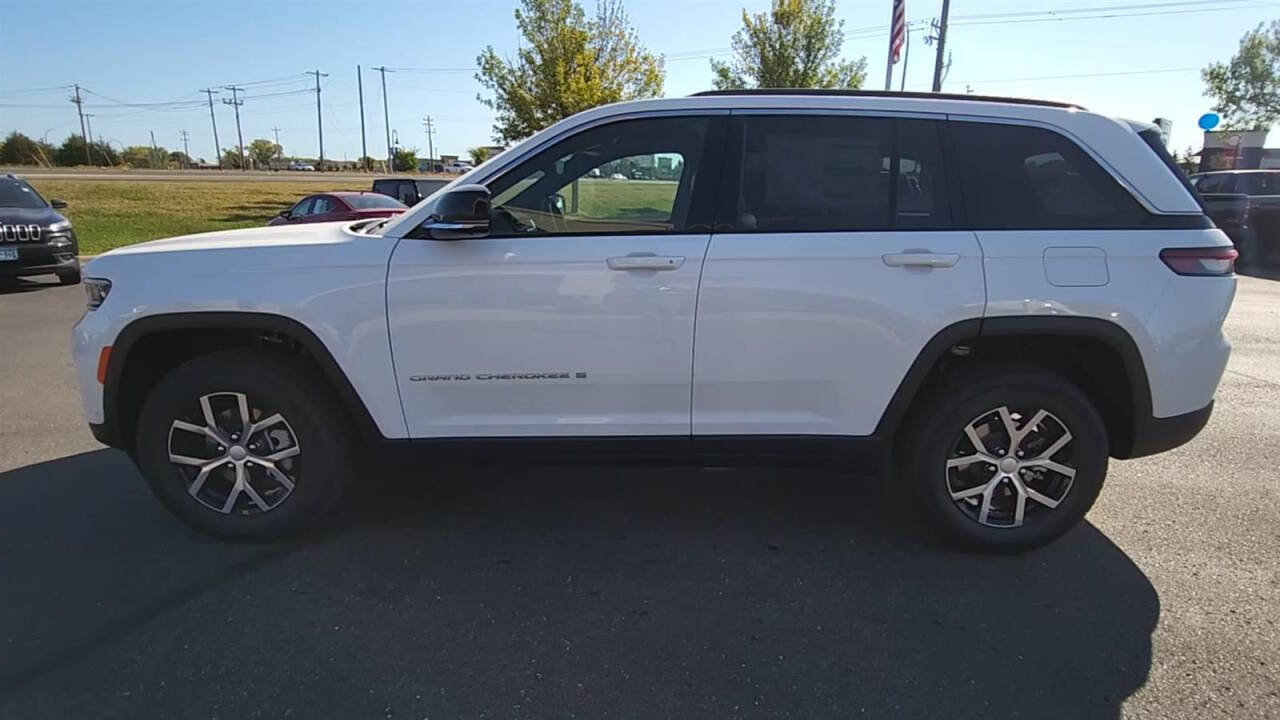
{"left": 73, "top": 91, "right": 1236, "bottom": 551}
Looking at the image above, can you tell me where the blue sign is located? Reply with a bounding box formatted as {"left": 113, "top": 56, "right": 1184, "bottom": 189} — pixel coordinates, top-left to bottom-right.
{"left": 1198, "top": 113, "right": 1221, "bottom": 131}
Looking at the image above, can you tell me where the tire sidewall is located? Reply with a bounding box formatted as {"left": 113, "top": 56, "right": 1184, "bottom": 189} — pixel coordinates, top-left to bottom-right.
{"left": 907, "top": 369, "right": 1109, "bottom": 552}
{"left": 135, "top": 350, "right": 351, "bottom": 540}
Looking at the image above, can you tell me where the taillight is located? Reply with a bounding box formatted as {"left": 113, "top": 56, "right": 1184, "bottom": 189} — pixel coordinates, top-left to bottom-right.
{"left": 1160, "top": 246, "right": 1238, "bottom": 276}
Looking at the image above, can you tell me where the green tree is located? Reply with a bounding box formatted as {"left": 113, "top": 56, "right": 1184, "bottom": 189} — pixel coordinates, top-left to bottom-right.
{"left": 476, "top": 0, "right": 664, "bottom": 144}
{"left": 710, "top": 0, "right": 867, "bottom": 91}
{"left": 393, "top": 147, "right": 419, "bottom": 172}
{"left": 358, "top": 156, "right": 378, "bottom": 172}
{"left": 221, "top": 148, "right": 246, "bottom": 170}
{"left": 54, "top": 135, "right": 119, "bottom": 167}
{"left": 0, "top": 132, "right": 55, "bottom": 166}
{"left": 468, "top": 146, "right": 493, "bottom": 165}
{"left": 122, "top": 145, "right": 155, "bottom": 168}
{"left": 248, "top": 138, "right": 282, "bottom": 168}
{"left": 1203, "top": 20, "right": 1280, "bottom": 130}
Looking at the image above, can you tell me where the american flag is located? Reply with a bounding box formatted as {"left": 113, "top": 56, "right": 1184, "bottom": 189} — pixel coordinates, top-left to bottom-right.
{"left": 890, "top": 0, "right": 907, "bottom": 64}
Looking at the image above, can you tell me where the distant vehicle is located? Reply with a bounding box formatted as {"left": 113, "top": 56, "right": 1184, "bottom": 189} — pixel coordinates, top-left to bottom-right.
{"left": 267, "top": 192, "right": 406, "bottom": 226}
{"left": 444, "top": 161, "right": 474, "bottom": 175}
{"left": 0, "top": 174, "right": 80, "bottom": 284}
{"left": 371, "top": 177, "right": 449, "bottom": 206}
{"left": 1190, "top": 170, "right": 1280, "bottom": 266}
{"left": 288, "top": 161, "right": 316, "bottom": 172}
{"left": 588, "top": 168, "right": 602, "bottom": 178}
{"left": 609, "top": 173, "right": 627, "bottom": 180}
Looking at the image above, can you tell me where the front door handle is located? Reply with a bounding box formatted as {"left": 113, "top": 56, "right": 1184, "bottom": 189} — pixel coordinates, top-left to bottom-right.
{"left": 607, "top": 253, "right": 685, "bottom": 271}
{"left": 882, "top": 251, "right": 961, "bottom": 269}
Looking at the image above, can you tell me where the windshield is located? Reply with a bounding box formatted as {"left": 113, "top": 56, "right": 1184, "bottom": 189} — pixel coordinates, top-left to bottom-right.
{"left": 0, "top": 179, "right": 48, "bottom": 209}
{"left": 347, "top": 194, "right": 406, "bottom": 209}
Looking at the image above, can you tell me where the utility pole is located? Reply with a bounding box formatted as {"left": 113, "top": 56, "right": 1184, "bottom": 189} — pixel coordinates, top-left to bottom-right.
{"left": 270, "top": 126, "right": 283, "bottom": 165}
{"left": 931, "top": 0, "right": 951, "bottom": 93}
{"left": 70, "top": 85, "right": 90, "bottom": 164}
{"left": 357, "top": 65, "right": 368, "bottom": 172}
{"left": 82, "top": 113, "right": 96, "bottom": 165}
{"left": 150, "top": 130, "right": 160, "bottom": 169}
{"left": 900, "top": 25, "right": 911, "bottom": 92}
{"left": 179, "top": 129, "right": 191, "bottom": 169}
{"left": 373, "top": 66, "right": 392, "bottom": 173}
{"left": 201, "top": 88, "right": 222, "bottom": 169}
{"left": 305, "top": 69, "right": 328, "bottom": 170}
{"left": 423, "top": 116, "right": 435, "bottom": 172}
{"left": 222, "top": 85, "right": 246, "bottom": 171}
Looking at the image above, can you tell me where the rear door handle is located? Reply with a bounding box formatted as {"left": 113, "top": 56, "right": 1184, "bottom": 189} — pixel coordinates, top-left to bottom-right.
{"left": 882, "top": 251, "right": 961, "bottom": 269}
{"left": 607, "top": 253, "right": 685, "bottom": 271}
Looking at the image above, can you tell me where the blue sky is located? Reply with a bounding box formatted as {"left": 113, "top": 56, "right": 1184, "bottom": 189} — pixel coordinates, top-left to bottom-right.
{"left": 1, "top": 0, "right": 1276, "bottom": 162}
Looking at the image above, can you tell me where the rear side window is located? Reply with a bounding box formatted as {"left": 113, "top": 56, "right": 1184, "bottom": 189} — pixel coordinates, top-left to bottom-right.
{"left": 1194, "top": 174, "right": 1235, "bottom": 193}
{"left": 717, "top": 115, "right": 950, "bottom": 232}
{"left": 1242, "top": 173, "right": 1280, "bottom": 195}
{"left": 950, "top": 122, "right": 1146, "bottom": 229}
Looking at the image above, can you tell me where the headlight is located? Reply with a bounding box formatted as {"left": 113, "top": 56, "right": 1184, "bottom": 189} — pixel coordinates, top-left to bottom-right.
{"left": 84, "top": 278, "right": 111, "bottom": 310}
{"left": 48, "top": 220, "right": 72, "bottom": 233}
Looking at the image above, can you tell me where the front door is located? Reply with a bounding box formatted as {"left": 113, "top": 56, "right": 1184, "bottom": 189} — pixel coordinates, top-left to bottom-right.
{"left": 387, "top": 114, "right": 725, "bottom": 437}
{"left": 693, "top": 113, "right": 986, "bottom": 437}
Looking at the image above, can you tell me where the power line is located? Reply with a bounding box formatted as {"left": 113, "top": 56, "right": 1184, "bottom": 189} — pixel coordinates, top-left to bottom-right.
{"left": 958, "top": 66, "right": 1200, "bottom": 85}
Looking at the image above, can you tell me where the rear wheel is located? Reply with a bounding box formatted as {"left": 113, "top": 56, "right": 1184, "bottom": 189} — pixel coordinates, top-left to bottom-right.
{"left": 902, "top": 367, "right": 1109, "bottom": 553}
{"left": 135, "top": 349, "right": 354, "bottom": 540}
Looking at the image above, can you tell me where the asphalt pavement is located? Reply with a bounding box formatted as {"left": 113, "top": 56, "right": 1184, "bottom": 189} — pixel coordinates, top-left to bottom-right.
{"left": 0, "top": 274, "right": 1277, "bottom": 719}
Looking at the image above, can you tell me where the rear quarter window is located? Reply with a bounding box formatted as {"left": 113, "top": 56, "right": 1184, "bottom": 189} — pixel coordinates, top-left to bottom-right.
{"left": 949, "top": 122, "right": 1147, "bottom": 229}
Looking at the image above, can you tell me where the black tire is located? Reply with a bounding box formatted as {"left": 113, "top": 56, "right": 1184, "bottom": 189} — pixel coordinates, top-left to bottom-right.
{"left": 901, "top": 366, "right": 1109, "bottom": 553}
{"left": 135, "top": 348, "right": 354, "bottom": 540}
{"left": 57, "top": 268, "right": 81, "bottom": 285}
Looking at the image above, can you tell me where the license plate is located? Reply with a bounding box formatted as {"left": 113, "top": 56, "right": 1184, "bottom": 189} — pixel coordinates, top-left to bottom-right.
{"left": 0, "top": 248, "right": 17, "bottom": 261}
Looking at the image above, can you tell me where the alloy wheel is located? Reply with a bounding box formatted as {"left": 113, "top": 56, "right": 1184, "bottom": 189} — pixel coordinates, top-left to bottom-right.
{"left": 166, "top": 391, "right": 301, "bottom": 515}
{"left": 944, "top": 406, "right": 1076, "bottom": 529}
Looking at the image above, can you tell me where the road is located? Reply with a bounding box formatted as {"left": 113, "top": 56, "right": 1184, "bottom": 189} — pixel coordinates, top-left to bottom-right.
{"left": 1, "top": 275, "right": 1277, "bottom": 719}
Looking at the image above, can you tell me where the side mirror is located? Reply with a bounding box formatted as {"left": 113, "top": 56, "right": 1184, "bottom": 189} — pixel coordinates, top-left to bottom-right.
{"left": 278, "top": 210, "right": 291, "bottom": 218}
{"left": 544, "top": 193, "right": 566, "bottom": 216}
{"left": 50, "top": 198, "right": 67, "bottom": 209}
{"left": 421, "top": 185, "right": 491, "bottom": 240}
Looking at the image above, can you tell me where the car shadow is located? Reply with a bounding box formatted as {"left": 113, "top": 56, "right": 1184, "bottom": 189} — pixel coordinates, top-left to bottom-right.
{"left": 0, "top": 277, "right": 59, "bottom": 295}
{"left": 1, "top": 449, "right": 1158, "bottom": 719}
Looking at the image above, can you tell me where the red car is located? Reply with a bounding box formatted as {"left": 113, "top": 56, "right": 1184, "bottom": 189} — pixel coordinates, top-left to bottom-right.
{"left": 268, "top": 191, "right": 407, "bottom": 226}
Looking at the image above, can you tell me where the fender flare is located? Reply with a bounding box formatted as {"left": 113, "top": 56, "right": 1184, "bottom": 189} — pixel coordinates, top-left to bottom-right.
{"left": 874, "top": 316, "right": 1153, "bottom": 457}
{"left": 99, "top": 311, "right": 385, "bottom": 449}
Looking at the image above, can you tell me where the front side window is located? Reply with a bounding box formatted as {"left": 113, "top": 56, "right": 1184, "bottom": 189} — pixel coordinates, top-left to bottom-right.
{"left": 716, "top": 115, "right": 950, "bottom": 232}
{"left": 950, "top": 122, "right": 1146, "bottom": 229}
{"left": 290, "top": 197, "right": 314, "bottom": 216}
{"left": 485, "top": 116, "right": 712, "bottom": 237}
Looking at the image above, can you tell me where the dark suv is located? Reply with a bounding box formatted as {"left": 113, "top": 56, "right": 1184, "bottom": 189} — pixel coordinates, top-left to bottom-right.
{"left": 371, "top": 177, "right": 448, "bottom": 206}
{"left": 0, "top": 174, "right": 80, "bottom": 285}
{"left": 1190, "top": 170, "right": 1280, "bottom": 267}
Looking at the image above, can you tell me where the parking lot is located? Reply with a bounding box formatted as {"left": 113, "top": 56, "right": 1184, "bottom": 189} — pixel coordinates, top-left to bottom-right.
{"left": 1, "top": 275, "right": 1277, "bottom": 719}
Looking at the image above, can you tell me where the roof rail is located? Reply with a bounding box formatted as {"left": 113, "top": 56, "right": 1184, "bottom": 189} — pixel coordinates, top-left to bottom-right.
{"left": 689, "top": 88, "right": 1084, "bottom": 110}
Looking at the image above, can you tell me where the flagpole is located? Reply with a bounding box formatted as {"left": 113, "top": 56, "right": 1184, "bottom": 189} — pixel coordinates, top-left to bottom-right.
{"left": 884, "top": 0, "right": 896, "bottom": 90}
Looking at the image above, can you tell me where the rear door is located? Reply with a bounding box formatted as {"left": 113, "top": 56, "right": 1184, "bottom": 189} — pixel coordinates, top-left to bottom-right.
{"left": 692, "top": 113, "right": 985, "bottom": 436}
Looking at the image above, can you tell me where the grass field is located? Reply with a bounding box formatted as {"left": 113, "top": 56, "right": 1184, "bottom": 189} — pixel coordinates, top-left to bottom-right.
{"left": 29, "top": 177, "right": 681, "bottom": 255}
{"left": 28, "top": 179, "right": 345, "bottom": 254}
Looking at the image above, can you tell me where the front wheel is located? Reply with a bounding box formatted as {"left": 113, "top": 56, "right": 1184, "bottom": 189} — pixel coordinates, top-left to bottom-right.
{"left": 902, "top": 367, "right": 1109, "bottom": 553}
{"left": 135, "top": 349, "right": 354, "bottom": 540}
